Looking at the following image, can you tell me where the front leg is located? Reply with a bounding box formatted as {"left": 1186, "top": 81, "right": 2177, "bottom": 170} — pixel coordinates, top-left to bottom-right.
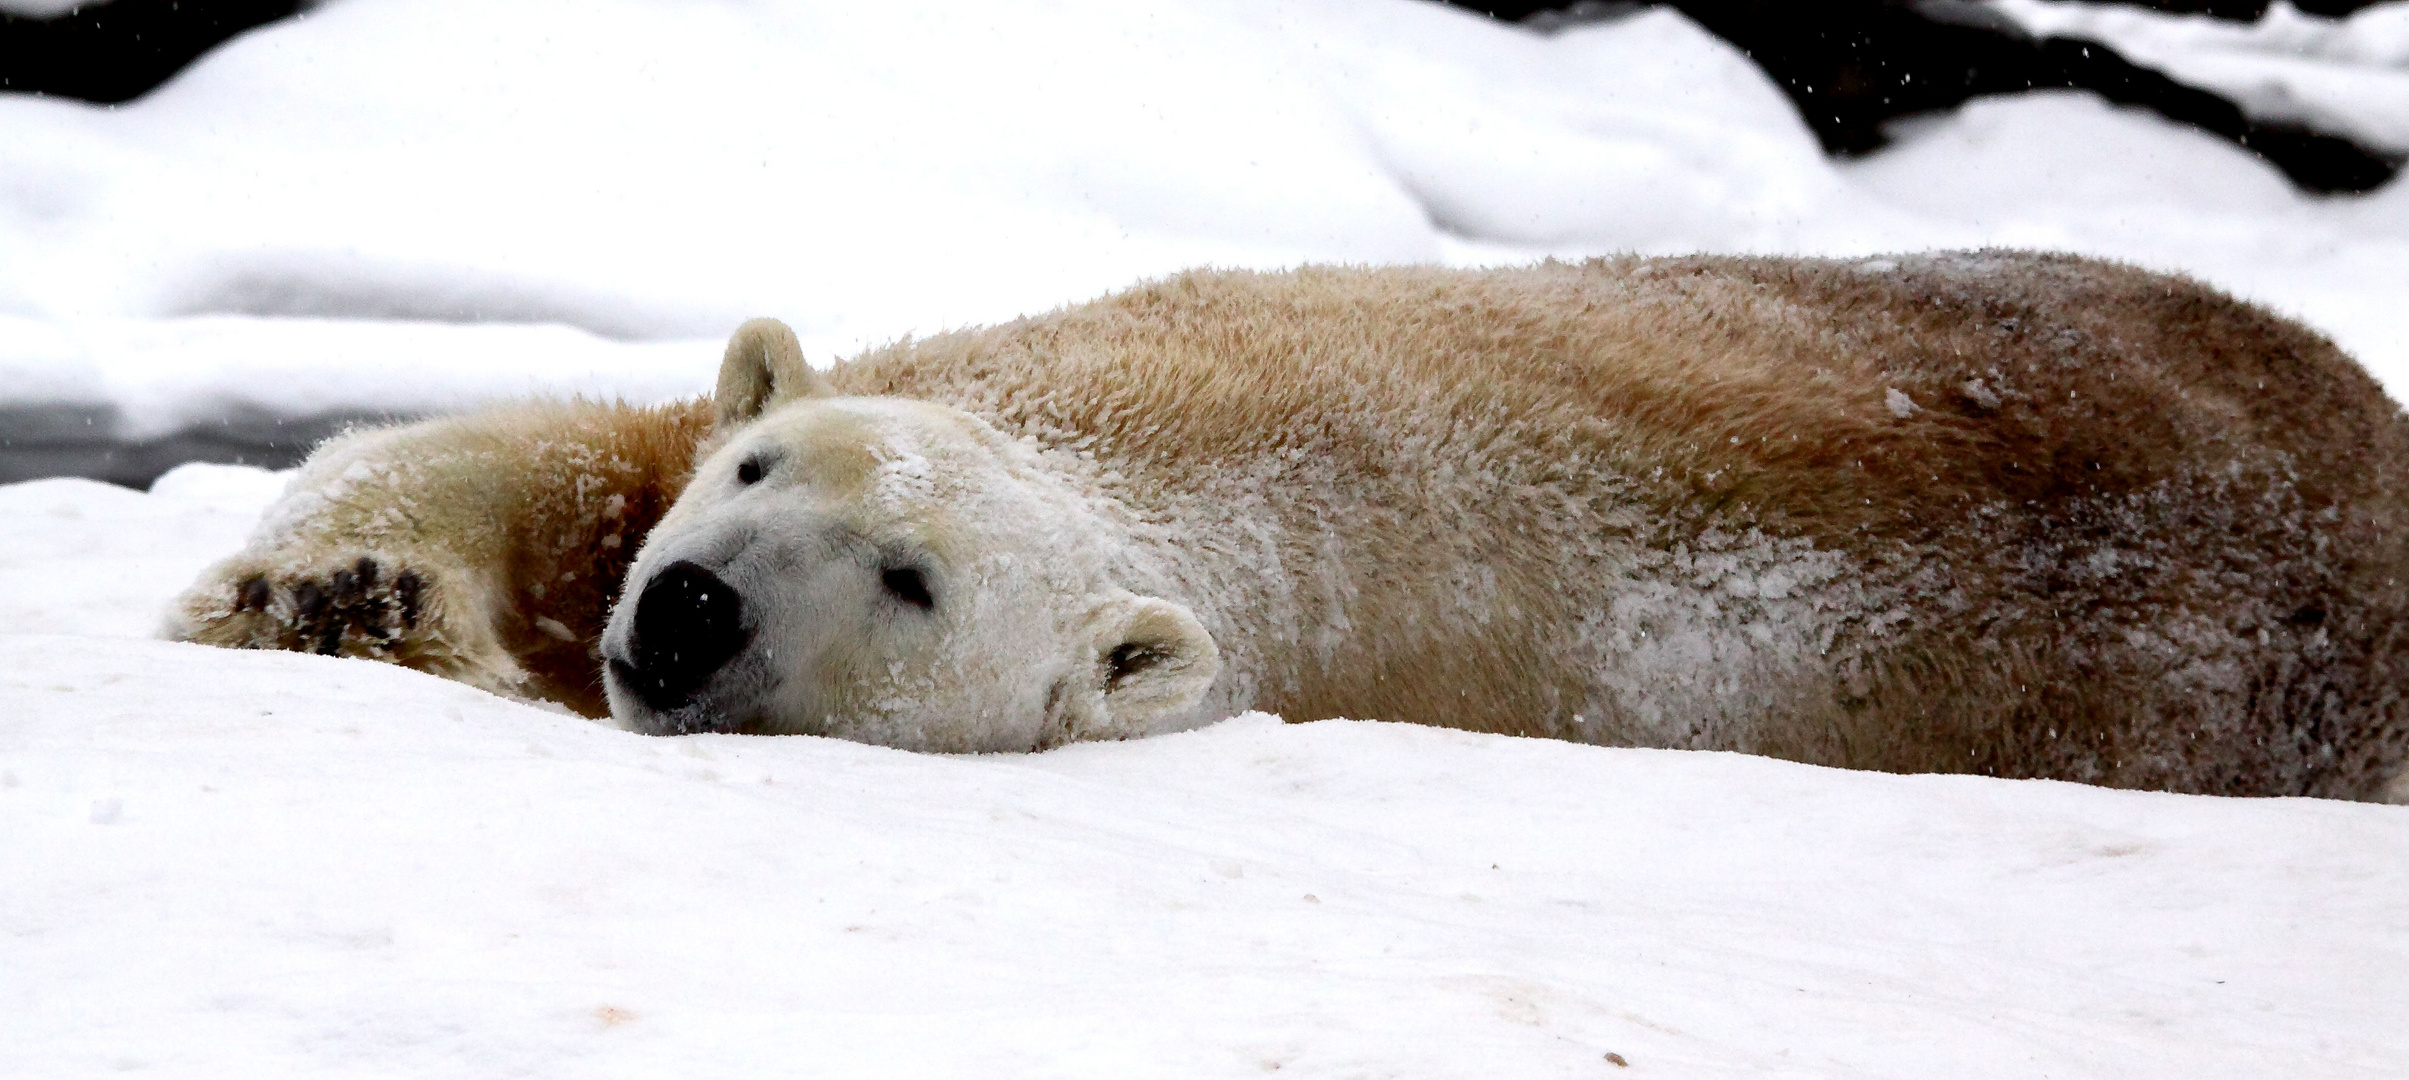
{"left": 176, "top": 544, "right": 528, "bottom": 700}
{"left": 167, "top": 400, "right": 713, "bottom": 715}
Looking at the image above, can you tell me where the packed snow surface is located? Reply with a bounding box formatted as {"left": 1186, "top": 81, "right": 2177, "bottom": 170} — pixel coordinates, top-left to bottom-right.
{"left": 6, "top": 470, "right": 2409, "bottom": 1077}
{"left": 1, "top": 0, "right": 2407, "bottom": 436}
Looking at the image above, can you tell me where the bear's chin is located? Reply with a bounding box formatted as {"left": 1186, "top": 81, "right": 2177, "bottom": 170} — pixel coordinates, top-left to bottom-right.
{"left": 608, "top": 703, "right": 748, "bottom": 737}
{"left": 600, "top": 662, "right": 765, "bottom": 737}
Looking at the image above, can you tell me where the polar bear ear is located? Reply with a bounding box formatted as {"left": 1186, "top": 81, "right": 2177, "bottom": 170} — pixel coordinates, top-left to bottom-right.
{"left": 715, "top": 317, "right": 835, "bottom": 428}
{"left": 1085, "top": 593, "right": 1220, "bottom": 731}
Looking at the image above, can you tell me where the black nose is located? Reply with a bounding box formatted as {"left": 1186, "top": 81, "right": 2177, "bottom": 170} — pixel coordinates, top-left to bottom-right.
{"left": 613, "top": 560, "right": 749, "bottom": 712}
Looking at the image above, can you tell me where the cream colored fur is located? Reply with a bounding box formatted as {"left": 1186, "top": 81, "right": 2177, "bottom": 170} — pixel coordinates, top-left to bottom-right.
{"left": 170, "top": 252, "right": 2409, "bottom": 799}
{"left": 166, "top": 399, "right": 712, "bottom": 716}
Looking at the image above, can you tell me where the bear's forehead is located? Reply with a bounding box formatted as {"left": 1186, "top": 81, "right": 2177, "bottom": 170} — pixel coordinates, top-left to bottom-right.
{"left": 742, "top": 399, "right": 972, "bottom": 478}
{"left": 759, "top": 397, "right": 984, "bottom": 450}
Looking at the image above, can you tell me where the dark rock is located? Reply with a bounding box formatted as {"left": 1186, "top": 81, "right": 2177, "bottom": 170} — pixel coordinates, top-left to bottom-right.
{"left": 1, "top": 0, "right": 307, "bottom": 103}
{"left": 0, "top": 403, "right": 401, "bottom": 488}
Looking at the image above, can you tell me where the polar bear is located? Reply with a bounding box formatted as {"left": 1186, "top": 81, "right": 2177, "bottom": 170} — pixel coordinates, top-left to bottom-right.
{"left": 169, "top": 253, "right": 2409, "bottom": 801}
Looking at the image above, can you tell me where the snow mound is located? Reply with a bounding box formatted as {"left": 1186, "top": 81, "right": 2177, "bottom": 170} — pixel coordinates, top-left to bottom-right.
{"left": 0, "top": 462, "right": 287, "bottom": 637}
{"left": 1, "top": 0, "right": 2405, "bottom": 444}
{"left": 2000, "top": 0, "right": 2409, "bottom": 70}
{"left": 0, "top": 1, "right": 1888, "bottom": 343}
{"left": 0, "top": 316, "right": 720, "bottom": 441}
{"left": 0, "top": 0, "right": 92, "bottom": 16}
{"left": 1995, "top": 0, "right": 2409, "bottom": 149}
{"left": 8, "top": 631, "right": 2406, "bottom": 1078}
{"left": 4, "top": 462, "right": 2406, "bottom": 1078}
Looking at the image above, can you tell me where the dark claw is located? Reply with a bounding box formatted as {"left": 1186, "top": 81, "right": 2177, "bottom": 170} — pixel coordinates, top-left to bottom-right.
{"left": 330, "top": 568, "right": 360, "bottom": 601}
{"left": 236, "top": 575, "right": 272, "bottom": 612}
{"left": 293, "top": 580, "right": 327, "bottom": 623}
{"left": 394, "top": 571, "right": 423, "bottom": 630}
{"left": 354, "top": 556, "right": 378, "bottom": 591}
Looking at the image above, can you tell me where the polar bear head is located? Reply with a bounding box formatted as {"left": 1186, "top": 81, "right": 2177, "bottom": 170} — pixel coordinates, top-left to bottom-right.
{"left": 599, "top": 319, "right": 1221, "bottom": 750}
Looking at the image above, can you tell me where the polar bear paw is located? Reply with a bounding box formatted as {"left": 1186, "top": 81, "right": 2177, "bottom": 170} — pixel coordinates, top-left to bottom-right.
{"left": 174, "top": 554, "right": 430, "bottom": 660}
{"left": 171, "top": 551, "right": 533, "bottom": 699}
{"left": 225, "top": 555, "right": 425, "bottom": 657}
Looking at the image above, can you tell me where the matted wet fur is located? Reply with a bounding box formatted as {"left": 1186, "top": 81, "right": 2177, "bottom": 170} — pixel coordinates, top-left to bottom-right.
{"left": 171, "top": 252, "right": 2409, "bottom": 800}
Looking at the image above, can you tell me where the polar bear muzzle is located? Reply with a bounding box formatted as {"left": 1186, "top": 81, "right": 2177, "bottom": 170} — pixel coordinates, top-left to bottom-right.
{"left": 609, "top": 559, "right": 750, "bottom": 713}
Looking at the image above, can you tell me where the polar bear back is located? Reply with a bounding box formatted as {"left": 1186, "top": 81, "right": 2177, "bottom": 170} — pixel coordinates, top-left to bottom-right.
{"left": 830, "top": 254, "right": 2409, "bottom": 798}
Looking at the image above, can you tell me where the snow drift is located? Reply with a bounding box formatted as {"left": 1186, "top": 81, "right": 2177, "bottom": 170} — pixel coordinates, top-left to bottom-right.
{"left": 4, "top": 464, "right": 2405, "bottom": 1077}
{"left": 0, "top": 0, "right": 2406, "bottom": 444}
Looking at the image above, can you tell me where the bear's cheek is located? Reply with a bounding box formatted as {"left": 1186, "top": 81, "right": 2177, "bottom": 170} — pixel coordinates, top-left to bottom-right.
{"left": 819, "top": 621, "right": 1073, "bottom": 750}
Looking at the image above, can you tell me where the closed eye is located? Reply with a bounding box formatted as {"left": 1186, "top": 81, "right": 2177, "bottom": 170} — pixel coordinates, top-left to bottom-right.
{"left": 880, "top": 566, "right": 934, "bottom": 610}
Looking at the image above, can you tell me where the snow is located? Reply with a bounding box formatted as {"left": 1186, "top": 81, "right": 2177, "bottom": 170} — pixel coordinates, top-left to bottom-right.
{"left": 1998, "top": 0, "right": 2409, "bottom": 72}
{"left": 1, "top": 0, "right": 2407, "bottom": 436}
{"left": 4, "top": 469, "right": 2406, "bottom": 1076}
{"left": 8, "top": 478, "right": 2408, "bottom": 1076}
{"left": 1996, "top": 0, "right": 2409, "bottom": 149}
{"left": 0, "top": 464, "right": 285, "bottom": 637}
{"left": 0, "top": 316, "right": 718, "bottom": 440}
{"left": 0, "top": 0, "right": 98, "bottom": 16}
{"left": 6, "top": 3, "right": 2409, "bottom": 1072}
